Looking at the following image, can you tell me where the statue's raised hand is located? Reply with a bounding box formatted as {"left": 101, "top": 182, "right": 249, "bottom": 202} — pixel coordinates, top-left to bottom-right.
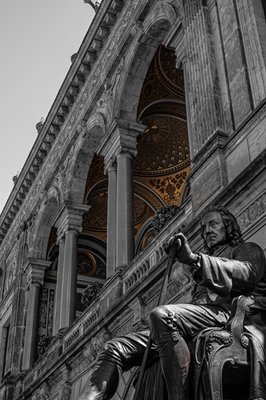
{"left": 164, "top": 233, "right": 198, "bottom": 266}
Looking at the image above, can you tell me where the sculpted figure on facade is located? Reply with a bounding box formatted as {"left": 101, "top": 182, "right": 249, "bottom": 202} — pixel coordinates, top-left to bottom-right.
{"left": 78, "top": 206, "right": 266, "bottom": 400}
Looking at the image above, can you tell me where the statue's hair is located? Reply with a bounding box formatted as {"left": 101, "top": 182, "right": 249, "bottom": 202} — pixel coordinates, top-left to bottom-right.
{"left": 200, "top": 206, "right": 244, "bottom": 254}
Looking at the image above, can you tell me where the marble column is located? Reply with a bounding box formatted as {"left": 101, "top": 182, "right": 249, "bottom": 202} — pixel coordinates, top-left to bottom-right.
{"left": 106, "top": 161, "right": 117, "bottom": 278}
{"left": 55, "top": 205, "right": 88, "bottom": 332}
{"left": 98, "top": 119, "right": 145, "bottom": 272}
{"left": 116, "top": 150, "right": 135, "bottom": 269}
{"left": 53, "top": 237, "right": 65, "bottom": 335}
{"left": 22, "top": 260, "right": 49, "bottom": 370}
{"left": 59, "top": 229, "right": 79, "bottom": 328}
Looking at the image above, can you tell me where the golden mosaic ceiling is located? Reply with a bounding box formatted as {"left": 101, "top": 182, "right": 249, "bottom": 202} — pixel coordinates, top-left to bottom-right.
{"left": 133, "top": 115, "right": 190, "bottom": 176}
{"left": 137, "top": 44, "right": 185, "bottom": 117}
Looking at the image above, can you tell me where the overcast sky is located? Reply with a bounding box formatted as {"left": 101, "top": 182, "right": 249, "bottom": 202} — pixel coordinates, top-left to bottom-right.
{"left": 0, "top": 1, "right": 95, "bottom": 214}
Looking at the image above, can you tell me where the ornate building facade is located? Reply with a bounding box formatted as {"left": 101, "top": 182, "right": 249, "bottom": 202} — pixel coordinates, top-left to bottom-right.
{"left": 0, "top": 0, "right": 266, "bottom": 399}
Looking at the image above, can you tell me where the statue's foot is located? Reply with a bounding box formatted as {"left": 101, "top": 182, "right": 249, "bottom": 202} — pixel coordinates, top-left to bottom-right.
{"left": 79, "top": 381, "right": 107, "bottom": 400}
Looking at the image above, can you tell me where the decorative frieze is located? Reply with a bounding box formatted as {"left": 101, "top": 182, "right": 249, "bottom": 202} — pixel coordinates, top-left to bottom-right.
{"left": 237, "top": 192, "right": 266, "bottom": 232}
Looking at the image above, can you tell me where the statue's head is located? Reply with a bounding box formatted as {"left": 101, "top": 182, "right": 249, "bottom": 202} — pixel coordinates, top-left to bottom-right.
{"left": 200, "top": 206, "right": 243, "bottom": 254}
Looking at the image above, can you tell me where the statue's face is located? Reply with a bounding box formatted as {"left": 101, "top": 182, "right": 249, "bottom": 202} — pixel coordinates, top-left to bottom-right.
{"left": 201, "top": 211, "right": 228, "bottom": 249}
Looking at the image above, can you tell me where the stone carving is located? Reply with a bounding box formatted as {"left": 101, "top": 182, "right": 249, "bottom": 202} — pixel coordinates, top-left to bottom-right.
{"left": 97, "top": 59, "right": 124, "bottom": 126}
{"left": 81, "top": 282, "right": 103, "bottom": 307}
{"left": 237, "top": 191, "right": 266, "bottom": 232}
{"left": 61, "top": 385, "right": 71, "bottom": 400}
{"left": 35, "top": 382, "right": 51, "bottom": 400}
{"left": 83, "top": 328, "right": 112, "bottom": 364}
{"left": 151, "top": 205, "right": 180, "bottom": 234}
{"left": 76, "top": 120, "right": 88, "bottom": 138}
{"left": 3, "top": 258, "right": 17, "bottom": 295}
{"left": 54, "top": 144, "right": 75, "bottom": 195}
{"left": 36, "top": 288, "right": 54, "bottom": 358}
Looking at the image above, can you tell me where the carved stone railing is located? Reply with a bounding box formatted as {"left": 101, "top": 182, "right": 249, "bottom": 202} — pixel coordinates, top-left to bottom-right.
{"left": 123, "top": 208, "right": 187, "bottom": 293}
{"left": 20, "top": 207, "right": 189, "bottom": 394}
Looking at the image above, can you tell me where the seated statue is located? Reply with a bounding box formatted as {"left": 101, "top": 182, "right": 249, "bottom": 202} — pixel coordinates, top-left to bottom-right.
{"left": 79, "top": 206, "right": 266, "bottom": 400}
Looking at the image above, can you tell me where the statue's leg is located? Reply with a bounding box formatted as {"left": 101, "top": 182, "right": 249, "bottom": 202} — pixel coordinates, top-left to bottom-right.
{"left": 149, "top": 304, "right": 229, "bottom": 400}
{"left": 79, "top": 330, "right": 153, "bottom": 400}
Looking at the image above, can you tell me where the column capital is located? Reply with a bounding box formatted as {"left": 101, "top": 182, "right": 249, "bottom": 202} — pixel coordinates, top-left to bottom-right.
{"left": 56, "top": 203, "right": 90, "bottom": 240}
{"left": 97, "top": 118, "right": 146, "bottom": 170}
{"left": 24, "top": 259, "right": 50, "bottom": 286}
{"left": 206, "top": 0, "right": 216, "bottom": 11}
{"left": 105, "top": 158, "right": 117, "bottom": 175}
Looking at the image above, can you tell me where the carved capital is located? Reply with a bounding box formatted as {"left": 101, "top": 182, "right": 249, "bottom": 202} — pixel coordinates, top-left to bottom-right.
{"left": 131, "top": 20, "right": 144, "bottom": 38}
{"left": 115, "top": 146, "right": 138, "bottom": 160}
{"left": 104, "top": 157, "right": 117, "bottom": 175}
{"left": 56, "top": 204, "right": 90, "bottom": 238}
{"left": 98, "top": 118, "right": 145, "bottom": 168}
{"left": 24, "top": 259, "right": 51, "bottom": 286}
{"left": 206, "top": 0, "right": 216, "bottom": 11}
{"left": 77, "top": 120, "right": 88, "bottom": 138}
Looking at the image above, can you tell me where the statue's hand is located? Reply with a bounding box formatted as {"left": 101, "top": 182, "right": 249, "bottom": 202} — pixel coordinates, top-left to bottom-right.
{"left": 165, "top": 232, "right": 198, "bottom": 266}
{"left": 163, "top": 234, "right": 181, "bottom": 256}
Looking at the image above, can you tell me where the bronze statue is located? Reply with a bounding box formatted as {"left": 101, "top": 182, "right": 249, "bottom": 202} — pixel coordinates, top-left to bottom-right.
{"left": 79, "top": 206, "right": 266, "bottom": 400}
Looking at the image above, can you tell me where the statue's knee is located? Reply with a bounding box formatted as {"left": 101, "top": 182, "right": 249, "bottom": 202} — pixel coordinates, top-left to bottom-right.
{"left": 150, "top": 306, "right": 168, "bottom": 328}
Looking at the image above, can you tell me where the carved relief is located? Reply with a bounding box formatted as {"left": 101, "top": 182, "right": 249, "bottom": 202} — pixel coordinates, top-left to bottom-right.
{"left": 151, "top": 205, "right": 180, "bottom": 234}
{"left": 237, "top": 192, "right": 266, "bottom": 232}
{"left": 81, "top": 282, "right": 103, "bottom": 308}
{"left": 97, "top": 59, "right": 124, "bottom": 125}
{"left": 37, "top": 288, "right": 54, "bottom": 359}
{"left": 60, "top": 385, "right": 71, "bottom": 400}
{"left": 3, "top": 258, "right": 17, "bottom": 295}
{"left": 83, "top": 328, "right": 112, "bottom": 364}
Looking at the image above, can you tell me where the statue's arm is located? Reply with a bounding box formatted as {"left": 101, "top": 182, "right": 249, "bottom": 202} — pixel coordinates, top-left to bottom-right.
{"left": 193, "top": 242, "right": 266, "bottom": 298}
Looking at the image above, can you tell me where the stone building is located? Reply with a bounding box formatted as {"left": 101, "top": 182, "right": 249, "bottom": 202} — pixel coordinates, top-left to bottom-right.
{"left": 0, "top": 0, "right": 266, "bottom": 399}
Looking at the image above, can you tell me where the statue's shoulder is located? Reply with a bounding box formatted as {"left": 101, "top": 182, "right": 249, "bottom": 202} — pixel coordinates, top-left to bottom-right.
{"left": 233, "top": 241, "right": 265, "bottom": 259}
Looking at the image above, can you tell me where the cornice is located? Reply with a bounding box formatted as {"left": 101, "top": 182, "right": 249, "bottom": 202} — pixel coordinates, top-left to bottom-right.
{"left": 0, "top": 0, "right": 144, "bottom": 250}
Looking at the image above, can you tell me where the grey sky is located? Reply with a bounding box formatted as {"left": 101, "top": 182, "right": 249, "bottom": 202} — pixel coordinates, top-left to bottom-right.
{"left": 0, "top": 0, "right": 94, "bottom": 213}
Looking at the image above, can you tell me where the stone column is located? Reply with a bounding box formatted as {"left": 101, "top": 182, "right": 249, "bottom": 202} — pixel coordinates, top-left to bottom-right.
{"left": 53, "top": 237, "right": 65, "bottom": 335}
{"left": 60, "top": 229, "right": 79, "bottom": 328}
{"left": 183, "top": 0, "right": 228, "bottom": 153}
{"left": 55, "top": 204, "right": 89, "bottom": 332}
{"left": 105, "top": 161, "right": 117, "bottom": 278}
{"left": 180, "top": 0, "right": 230, "bottom": 210}
{"left": 22, "top": 260, "right": 49, "bottom": 370}
{"left": 98, "top": 119, "right": 145, "bottom": 271}
{"left": 116, "top": 149, "right": 135, "bottom": 269}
